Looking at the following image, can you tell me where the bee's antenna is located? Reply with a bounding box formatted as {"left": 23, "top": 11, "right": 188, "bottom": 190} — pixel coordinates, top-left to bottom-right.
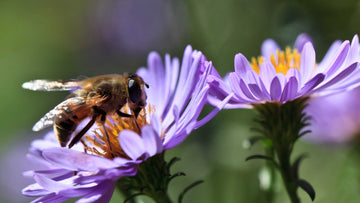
{"left": 134, "top": 118, "right": 142, "bottom": 134}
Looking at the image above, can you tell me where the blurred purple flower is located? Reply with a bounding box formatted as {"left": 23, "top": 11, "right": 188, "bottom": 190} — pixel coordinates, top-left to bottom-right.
{"left": 91, "top": 0, "right": 188, "bottom": 54}
{"left": 0, "top": 135, "right": 46, "bottom": 203}
{"left": 304, "top": 87, "right": 360, "bottom": 143}
{"left": 207, "top": 34, "right": 360, "bottom": 107}
{"left": 22, "top": 45, "right": 230, "bottom": 203}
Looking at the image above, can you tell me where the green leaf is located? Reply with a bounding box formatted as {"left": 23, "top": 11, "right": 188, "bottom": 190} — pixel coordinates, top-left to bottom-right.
{"left": 245, "top": 154, "right": 274, "bottom": 161}
{"left": 178, "top": 180, "right": 204, "bottom": 203}
{"left": 169, "top": 172, "right": 186, "bottom": 182}
{"left": 297, "top": 179, "right": 316, "bottom": 201}
{"left": 167, "top": 157, "right": 181, "bottom": 171}
{"left": 292, "top": 154, "right": 308, "bottom": 179}
{"left": 245, "top": 155, "right": 279, "bottom": 168}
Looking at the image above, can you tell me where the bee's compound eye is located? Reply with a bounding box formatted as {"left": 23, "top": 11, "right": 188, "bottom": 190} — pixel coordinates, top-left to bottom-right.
{"left": 128, "top": 80, "right": 142, "bottom": 103}
{"left": 128, "top": 79, "right": 134, "bottom": 88}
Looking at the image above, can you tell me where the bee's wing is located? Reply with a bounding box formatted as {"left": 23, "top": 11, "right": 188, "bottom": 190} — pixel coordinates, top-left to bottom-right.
{"left": 22, "top": 80, "right": 81, "bottom": 91}
{"left": 32, "top": 97, "right": 86, "bottom": 131}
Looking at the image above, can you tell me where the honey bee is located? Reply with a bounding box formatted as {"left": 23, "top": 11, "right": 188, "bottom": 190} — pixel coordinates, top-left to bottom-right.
{"left": 23, "top": 73, "right": 149, "bottom": 148}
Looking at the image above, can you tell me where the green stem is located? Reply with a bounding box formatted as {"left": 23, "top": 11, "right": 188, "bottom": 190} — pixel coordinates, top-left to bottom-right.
{"left": 148, "top": 191, "right": 173, "bottom": 203}
{"left": 278, "top": 152, "right": 300, "bottom": 203}
{"left": 252, "top": 98, "right": 311, "bottom": 203}
{"left": 264, "top": 147, "right": 276, "bottom": 203}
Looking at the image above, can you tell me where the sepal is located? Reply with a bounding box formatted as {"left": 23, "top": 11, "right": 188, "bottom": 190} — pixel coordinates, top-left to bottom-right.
{"left": 297, "top": 179, "right": 316, "bottom": 201}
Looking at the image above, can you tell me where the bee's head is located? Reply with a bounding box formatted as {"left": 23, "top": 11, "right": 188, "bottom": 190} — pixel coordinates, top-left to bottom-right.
{"left": 126, "top": 73, "right": 149, "bottom": 118}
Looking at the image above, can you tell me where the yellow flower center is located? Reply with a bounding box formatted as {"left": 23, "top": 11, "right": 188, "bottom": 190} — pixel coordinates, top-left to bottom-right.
{"left": 250, "top": 47, "right": 301, "bottom": 75}
{"left": 83, "top": 104, "right": 157, "bottom": 159}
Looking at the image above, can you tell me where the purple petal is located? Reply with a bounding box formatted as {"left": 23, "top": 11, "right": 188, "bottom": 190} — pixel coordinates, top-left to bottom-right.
{"left": 24, "top": 169, "right": 70, "bottom": 179}
{"left": 206, "top": 75, "right": 234, "bottom": 108}
{"left": 26, "top": 151, "right": 54, "bottom": 169}
{"left": 181, "top": 86, "right": 208, "bottom": 123}
{"left": 229, "top": 72, "right": 255, "bottom": 100}
{"left": 174, "top": 47, "right": 199, "bottom": 109}
{"left": 325, "top": 41, "right": 350, "bottom": 76}
{"left": 207, "top": 74, "right": 233, "bottom": 98}
{"left": 330, "top": 74, "right": 360, "bottom": 93}
{"left": 299, "top": 73, "right": 325, "bottom": 96}
{"left": 148, "top": 52, "right": 165, "bottom": 86}
{"left": 270, "top": 76, "right": 282, "bottom": 101}
{"left": 147, "top": 51, "right": 166, "bottom": 111}
{"left": 246, "top": 69, "right": 260, "bottom": 83}
{"left": 178, "top": 46, "right": 193, "bottom": 86}
{"left": 193, "top": 60, "right": 213, "bottom": 94}
{"left": 33, "top": 174, "right": 73, "bottom": 193}
{"left": 136, "top": 67, "right": 147, "bottom": 79}
{"left": 22, "top": 183, "right": 51, "bottom": 196}
{"left": 299, "top": 42, "right": 316, "bottom": 85}
{"left": 314, "top": 62, "right": 358, "bottom": 91}
{"left": 208, "top": 61, "right": 222, "bottom": 78}
{"left": 280, "top": 77, "right": 299, "bottom": 102}
{"left": 261, "top": 39, "right": 280, "bottom": 60}
{"left": 248, "top": 84, "right": 266, "bottom": 99}
{"left": 164, "top": 85, "right": 206, "bottom": 150}
{"left": 76, "top": 181, "right": 116, "bottom": 203}
{"left": 142, "top": 125, "right": 163, "bottom": 156}
{"left": 344, "top": 34, "right": 360, "bottom": 67}
{"left": 286, "top": 68, "right": 300, "bottom": 80}
{"left": 31, "top": 193, "right": 69, "bottom": 203}
{"left": 294, "top": 33, "right": 313, "bottom": 52}
{"left": 196, "top": 93, "right": 234, "bottom": 128}
{"left": 316, "top": 40, "right": 343, "bottom": 73}
{"left": 207, "top": 73, "right": 252, "bottom": 107}
{"left": 165, "top": 54, "right": 179, "bottom": 104}
{"left": 31, "top": 136, "right": 60, "bottom": 151}
{"left": 162, "top": 49, "right": 202, "bottom": 128}
{"left": 207, "top": 74, "right": 251, "bottom": 108}
{"left": 42, "top": 148, "right": 119, "bottom": 172}
{"left": 58, "top": 183, "right": 101, "bottom": 198}
{"left": 329, "top": 65, "right": 360, "bottom": 92}
{"left": 234, "top": 53, "right": 252, "bottom": 76}
{"left": 259, "top": 61, "right": 276, "bottom": 91}
{"left": 239, "top": 79, "right": 257, "bottom": 101}
{"left": 180, "top": 86, "right": 209, "bottom": 126}
{"left": 168, "top": 86, "right": 209, "bottom": 146}
{"left": 277, "top": 73, "right": 286, "bottom": 89}
{"left": 258, "top": 79, "right": 271, "bottom": 100}
{"left": 150, "top": 115, "right": 162, "bottom": 140}
{"left": 103, "top": 167, "right": 137, "bottom": 179}
{"left": 73, "top": 174, "right": 108, "bottom": 185}
{"left": 119, "top": 130, "right": 145, "bottom": 160}
{"left": 172, "top": 105, "right": 180, "bottom": 129}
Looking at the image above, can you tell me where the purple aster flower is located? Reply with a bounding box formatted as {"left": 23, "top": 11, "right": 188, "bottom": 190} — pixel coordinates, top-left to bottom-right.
{"left": 22, "top": 45, "right": 230, "bottom": 203}
{"left": 206, "top": 34, "right": 360, "bottom": 202}
{"left": 208, "top": 34, "right": 360, "bottom": 106}
{"left": 304, "top": 87, "right": 360, "bottom": 143}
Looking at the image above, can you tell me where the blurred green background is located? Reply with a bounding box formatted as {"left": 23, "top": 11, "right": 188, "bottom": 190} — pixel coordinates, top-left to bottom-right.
{"left": 0, "top": 0, "right": 359, "bottom": 202}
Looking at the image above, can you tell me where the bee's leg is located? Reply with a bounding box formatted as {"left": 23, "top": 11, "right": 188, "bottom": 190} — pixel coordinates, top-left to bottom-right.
{"left": 68, "top": 116, "right": 96, "bottom": 149}
{"left": 116, "top": 110, "right": 132, "bottom": 117}
{"left": 116, "top": 110, "right": 141, "bottom": 133}
{"left": 133, "top": 118, "right": 141, "bottom": 133}
{"left": 80, "top": 139, "right": 88, "bottom": 153}
{"left": 133, "top": 108, "right": 142, "bottom": 133}
{"left": 99, "top": 113, "right": 114, "bottom": 157}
